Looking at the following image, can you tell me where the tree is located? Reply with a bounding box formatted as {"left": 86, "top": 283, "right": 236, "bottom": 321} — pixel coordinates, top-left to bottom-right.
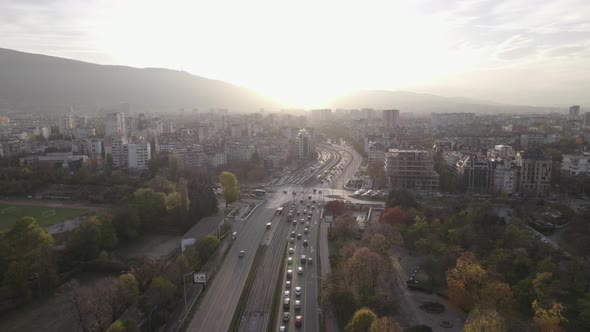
{"left": 380, "top": 207, "right": 409, "bottom": 226}
{"left": 387, "top": 189, "right": 419, "bottom": 209}
{"left": 165, "top": 254, "right": 190, "bottom": 284}
{"left": 332, "top": 213, "right": 358, "bottom": 240}
{"left": 105, "top": 153, "right": 113, "bottom": 176}
{"left": 168, "top": 155, "right": 179, "bottom": 181}
{"left": 533, "top": 300, "right": 566, "bottom": 332}
{"left": 100, "top": 218, "right": 119, "bottom": 250}
{"left": 148, "top": 157, "right": 159, "bottom": 178}
{"left": 67, "top": 217, "right": 103, "bottom": 262}
{"left": 133, "top": 188, "right": 166, "bottom": 229}
{"left": 325, "top": 200, "right": 350, "bottom": 216}
{"left": 117, "top": 273, "right": 139, "bottom": 307}
{"left": 369, "top": 317, "right": 403, "bottom": 332}
{"left": 346, "top": 247, "right": 390, "bottom": 298}
{"left": 479, "top": 280, "right": 514, "bottom": 313}
{"left": 3, "top": 217, "right": 57, "bottom": 297}
{"left": 149, "top": 176, "right": 176, "bottom": 194}
{"left": 446, "top": 252, "right": 487, "bottom": 311}
{"left": 464, "top": 305, "right": 507, "bottom": 332}
{"left": 345, "top": 307, "right": 377, "bottom": 332}
{"left": 145, "top": 276, "right": 177, "bottom": 311}
{"left": 219, "top": 171, "right": 239, "bottom": 207}
{"left": 131, "top": 259, "right": 163, "bottom": 292}
{"left": 112, "top": 208, "right": 140, "bottom": 240}
{"left": 105, "top": 320, "right": 127, "bottom": 332}
{"left": 188, "top": 177, "right": 218, "bottom": 220}
{"left": 367, "top": 160, "right": 387, "bottom": 189}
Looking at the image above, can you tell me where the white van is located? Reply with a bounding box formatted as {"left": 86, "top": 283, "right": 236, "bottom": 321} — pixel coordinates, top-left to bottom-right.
{"left": 231, "top": 232, "right": 237, "bottom": 240}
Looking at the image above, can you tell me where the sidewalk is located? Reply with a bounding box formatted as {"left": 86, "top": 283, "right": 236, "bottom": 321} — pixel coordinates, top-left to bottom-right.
{"left": 163, "top": 235, "right": 233, "bottom": 332}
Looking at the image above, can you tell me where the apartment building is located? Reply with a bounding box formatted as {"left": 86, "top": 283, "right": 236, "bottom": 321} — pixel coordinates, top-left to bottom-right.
{"left": 385, "top": 149, "right": 440, "bottom": 192}
{"left": 519, "top": 150, "right": 552, "bottom": 196}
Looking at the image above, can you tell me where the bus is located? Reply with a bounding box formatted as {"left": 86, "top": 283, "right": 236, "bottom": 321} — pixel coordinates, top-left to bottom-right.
{"left": 253, "top": 189, "right": 267, "bottom": 197}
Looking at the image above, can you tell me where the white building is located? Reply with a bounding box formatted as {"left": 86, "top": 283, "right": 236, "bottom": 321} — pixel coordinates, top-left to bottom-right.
{"left": 561, "top": 153, "right": 590, "bottom": 177}
{"left": 125, "top": 142, "right": 151, "bottom": 169}
{"left": 106, "top": 112, "right": 126, "bottom": 137}
{"left": 296, "top": 128, "right": 314, "bottom": 159}
{"left": 493, "top": 162, "right": 518, "bottom": 195}
{"left": 104, "top": 135, "right": 127, "bottom": 168}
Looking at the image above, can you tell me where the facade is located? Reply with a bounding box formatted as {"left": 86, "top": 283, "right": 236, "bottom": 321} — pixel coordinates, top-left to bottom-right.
{"left": 519, "top": 150, "right": 552, "bottom": 196}
{"left": 104, "top": 135, "right": 127, "bottom": 168}
{"left": 493, "top": 161, "right": 518, "bottom": 195}
{"left": 105, "top": 112, "right": 126, "bottom": 137}
{"left": 125, "top": 143, "right": 151, "bottom": 169}
{"left": 19, "top": 152, "right": 87, "bottom": 170}
{"left": 296, "top": 128, "right": 314, "bottom": 159}
{"left": 463, "top": 155, "right": 493, "bottom": 194}
{"left": 569, "top": 105, "right": 581, "bottom": 117}
{"left": 382, "top": 109, "right": 400, "bottom": 129}
{"left": 385, "top": 149, "right": 440, "bottom": 192}
{"left": 561, "top": 153, "right": 590, "bottom": 177}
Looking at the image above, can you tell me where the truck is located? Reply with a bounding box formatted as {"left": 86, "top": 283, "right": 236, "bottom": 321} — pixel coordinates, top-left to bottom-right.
{"left": 301, "top": 255, "right": 306, "bottom": 263}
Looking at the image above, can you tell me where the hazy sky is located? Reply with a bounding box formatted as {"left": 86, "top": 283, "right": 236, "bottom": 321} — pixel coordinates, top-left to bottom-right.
{"left": 1, "top": 0, "right": 590, "bottom": 108}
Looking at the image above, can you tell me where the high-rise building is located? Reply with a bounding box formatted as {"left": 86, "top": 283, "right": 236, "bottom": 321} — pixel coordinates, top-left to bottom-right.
{"left": 385, "top": 149, "right": 439, "bottom": 192}
{"left": 64, "top": 114, "right": 75, "bottom": 130}
{"left": 310, "top": 109, "right": 332, "bottom": 125}
{"left": 105, "top": 112, "right": 126, "bottom": 137}
{"left": 382, "top": 109, "right": 400, "bottom": 128}
{"left": 569, "top": 105, "right": 581, "bottom": 117}
{"left": 296, "top": 128, "right": 314, "bottom": 159}
{"left": 493, "top": 161, "right": 518, "bottom": 195}
{"left": 104, "top": 135, "right": 127, "bottom": 168}
{"left": 126, "top": 142, "right": 152, "bottom": 169}
{"left": 519, "top": 150, "right": 552, "bottom": 196}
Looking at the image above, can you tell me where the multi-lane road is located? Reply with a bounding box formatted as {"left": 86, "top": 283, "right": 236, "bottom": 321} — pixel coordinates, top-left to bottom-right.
{"left": 185, "top": 143, "right": 358, "bottom": 332}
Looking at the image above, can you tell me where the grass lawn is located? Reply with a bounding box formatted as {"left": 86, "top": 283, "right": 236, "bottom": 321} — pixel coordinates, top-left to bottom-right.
{"left": 0, "top": 203, "right": 91, "bottom": 232}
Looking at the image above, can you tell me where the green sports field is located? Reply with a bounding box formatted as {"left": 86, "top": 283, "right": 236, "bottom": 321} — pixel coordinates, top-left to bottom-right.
{"left": 0, "top": 203, "right": 91, "bottom": 232}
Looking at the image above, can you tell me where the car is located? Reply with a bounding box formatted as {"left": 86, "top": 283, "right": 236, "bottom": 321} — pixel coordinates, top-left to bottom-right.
{"left": 286, "top": 280, "right": 291, "bottom": 288}
{"left": 303, "top": 240, "right": 308, "bottom": 247}
{"left": 296, "top": 210, "right": 301, "bottom": 215}
{"left": 289, "top": 247, "right": 294, "bottom": 254}
{"left": 300, "top": 218, "right": 305, "bottom": 223}
{"left": 306, "top": 222, "right": 310, "bottom": 227}
{"left": 280, "top": 325, "right": 286, "bottom": 332}
{"left": 297, "top": 233, "right": 302, "bottom": 239}
{"left": 290, "top": 237, "right": 295, "bottom": 243}
{"left": 307, "top": 215, "right": 312, "bottom": 220}
{"left": 295, "top": 315, "right": 303, "bottom": 326}
{"left": 287, "top": 257, "right": 293, "bottom": 265}
{"left": 283, "top": 312, "right": 290, "bottom": 322}
{"left": 283, "top": 190, "right": 288, "bottom": 194}
{"left": 295, "top": 286, "right": 302, "bottom": 296}
{"left": 291, "top": 231, "right": 296, "bottom": 238}
{"left": 284, "top": 290, "right": 290, "bottom": 298}
{"left": 307, "top": 257, "right": 312, "bottom": 264}
{"left": 303, "top": 210, "right": 307, "bottom": 215}
{"left": 295, "top": 300, "right": 301, "bottom": 310}
{"left": 292, "top": 220, "right": 297, "bottom": 225}
{"left": 541, "top": 237, "right": 549, "bottom": 243}
{"left": 287, "top": 270, "right": 293, "bottom": 279}
{"left": 304, "top": 228, "right": 308, "bottom": 234}
{"left": 283, "top": 298, "right": 290, "bottom": 309}
{"left": 298, "top": 267, "right": 303, "bottom": 274}
{"left": 238, "top": 250, "right": 245, "bottom": 257}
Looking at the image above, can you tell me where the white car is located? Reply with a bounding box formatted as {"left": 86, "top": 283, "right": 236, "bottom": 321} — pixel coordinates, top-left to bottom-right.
{"left": 289, "top": 247, "right": 294, "bottom": 254}
{"left": 295, "top": 286, "right": 302, "bottom": 296}
{"left": 284, "top": 290, "right": 290, "bottom": 298}
{"left": 286, "top": 281, "right": 291, "bottom": 289}
{"left": 297, "top": 267, "right": 303, "bottom": 274}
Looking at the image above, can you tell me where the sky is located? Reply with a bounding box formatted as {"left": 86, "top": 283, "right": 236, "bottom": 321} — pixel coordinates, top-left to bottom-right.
{"left": 1, "top": 0, "right": 590, "bottom": 108}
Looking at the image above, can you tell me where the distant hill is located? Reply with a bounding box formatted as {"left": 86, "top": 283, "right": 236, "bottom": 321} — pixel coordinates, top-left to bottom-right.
{"left": 327, "top": 89, "right": 558, "bottom": 114}
{"left": 0, "top": 48, "right": 279, "bottom": 113}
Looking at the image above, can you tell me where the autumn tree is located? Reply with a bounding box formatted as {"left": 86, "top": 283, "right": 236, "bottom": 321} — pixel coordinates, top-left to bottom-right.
{"left": 149, "top": 176, "right": 176, "bottom": 194}
{"left": 112, "top": 207, "right": 140, "bottom": 240}
{"left": 345, "top": 307, "right": 377, "bottom": 332}
{"left": 464, "top": 305, "right": 507, "bottom": 332}
{"left": 533, "top": 300, "right": 567, "bottom": 332}
{"left": 369, "top": 316, "right": 404, "bottom": 332}
{"left": 446, "top": 252, "right": 487, "bottom": 311}
{"left": 219, "top": 171, "right": 239, "bottom": 207}
{"left": 380, "top": 207, "right": 409, "bottom": 226}
{"left": 117, "top": 273, "right": 139, "bottom": 307}
{"left": 332, "top": 213, "right": 358, "bottom": 240}
{"left": 346, "top": 247, "right": 390, "bottom": 298}
{"left": 325, "top": 200, "right": 350, "bottom": 216}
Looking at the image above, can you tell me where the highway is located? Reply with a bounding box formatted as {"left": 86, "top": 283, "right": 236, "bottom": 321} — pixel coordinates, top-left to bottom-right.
{"left": 185, "top": 143, "right": 360, "bottom": 332}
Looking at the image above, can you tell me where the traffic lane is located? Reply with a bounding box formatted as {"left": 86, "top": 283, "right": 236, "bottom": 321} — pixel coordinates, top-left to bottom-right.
{"left": 303, "top": 205, "right": 320, "bottom": 332}
{"left": 187, "top": 203, "right": 274, "bottom": 331}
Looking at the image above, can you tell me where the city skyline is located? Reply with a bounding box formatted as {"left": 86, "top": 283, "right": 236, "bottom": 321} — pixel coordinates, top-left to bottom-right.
{"left": 2, "top": 0, "right": 589, "bottom": 108}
